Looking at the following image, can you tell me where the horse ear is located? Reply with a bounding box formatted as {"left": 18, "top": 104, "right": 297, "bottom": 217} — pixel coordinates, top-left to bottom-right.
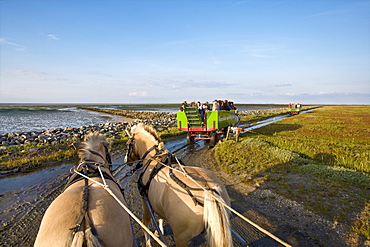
{"left": 158, "top": 142, "right": 165, "bottom": 151}
{"left": 125, "top": 129, "right": 133, "bottom": 138}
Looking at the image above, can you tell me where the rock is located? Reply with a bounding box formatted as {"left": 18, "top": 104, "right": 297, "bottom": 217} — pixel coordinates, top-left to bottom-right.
{"left": 29, "top": 147, "right": 40, "bottom": 152}
{"left": 0, "top": 110, "right": 176, "bottom": 148}
{"left": 0, "top": 146, "right": 7, "bottom": 154}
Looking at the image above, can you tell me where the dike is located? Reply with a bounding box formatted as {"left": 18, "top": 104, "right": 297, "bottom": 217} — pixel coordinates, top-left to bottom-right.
{"left": 0, "top": 107, "right": 285, "bottom": 149}
{"left": 0, "top": 119, "right": 176, "bottom": 149}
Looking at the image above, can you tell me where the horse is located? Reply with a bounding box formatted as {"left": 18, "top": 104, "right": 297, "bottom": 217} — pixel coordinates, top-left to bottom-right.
{"left": 125, "top": 123, "right": 233, "bottom": 247}
{"left": 34, "top": 133, "right": 134, "bottom": 247}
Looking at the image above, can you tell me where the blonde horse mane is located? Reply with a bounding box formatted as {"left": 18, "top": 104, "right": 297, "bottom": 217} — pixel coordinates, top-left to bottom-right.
{"left": 78, "top": 132, "right": 110, "bottom": 162}
{"left": 130, "top": 123, "right": 164, "bottom": 150}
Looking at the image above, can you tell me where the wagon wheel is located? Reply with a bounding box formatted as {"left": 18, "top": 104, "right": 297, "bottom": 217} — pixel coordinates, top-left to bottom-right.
{"left": 186, "top": 132, "right": 195, "bottom": 144}
{"left": 210, "top": 132, "right": 219, "bottom": 147}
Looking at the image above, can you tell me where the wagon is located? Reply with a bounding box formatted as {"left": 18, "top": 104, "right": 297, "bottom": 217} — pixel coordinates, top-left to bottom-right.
{"left": 288, "top": 106, "right": 301, "bottom": 115}
{"left": 177, "top": 106, "right": 239, "bottom": 146}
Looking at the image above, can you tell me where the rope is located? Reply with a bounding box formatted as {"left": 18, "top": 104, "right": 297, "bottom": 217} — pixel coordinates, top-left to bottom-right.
{"left": 97, "top": 166, "right": 107, "bottom": 186}
{"left": 72, "top": 169, "right": 167, "bottom": 247}
{"left": 103, "top": 186, "right": 167, "bottom": 247}
{"left": 147, "top": 156, "right": 292, "bottom": 247}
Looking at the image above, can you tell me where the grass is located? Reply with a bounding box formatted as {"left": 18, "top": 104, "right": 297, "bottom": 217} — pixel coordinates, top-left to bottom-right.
{"left": 238, "top": 106, "right": 317, "bottom": 122}
{"left": 252, "top": 106, "right": 370, "bottom": 173}
{"left": 214, "top": 105, "right": 370, "bottom": 240}
{"left": 0, "top": 141, "right": 78, "bottom": 171}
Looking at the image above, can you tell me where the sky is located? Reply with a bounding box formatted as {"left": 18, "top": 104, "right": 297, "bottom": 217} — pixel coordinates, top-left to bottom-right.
{"left": 0, "top": 0, "right": 369, "bottom": 105}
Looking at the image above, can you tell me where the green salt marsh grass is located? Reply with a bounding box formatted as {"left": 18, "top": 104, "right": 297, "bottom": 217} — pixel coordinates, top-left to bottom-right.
{"left": 254, "top": 106, "right": 370, "bottom": 173}
{"left": 214, "top": 105, "right": 370, "bottom": 240}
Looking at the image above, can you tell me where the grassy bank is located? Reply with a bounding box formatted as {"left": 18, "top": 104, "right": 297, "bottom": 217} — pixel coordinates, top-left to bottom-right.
{"left": 214, "top": 105, "right": 370, "bottom": 240}
{"left": 0, "top": 141, "right": 78, "bottom": 172}
{"left": 238, "top": 106, "right": 317, "bottom": 122}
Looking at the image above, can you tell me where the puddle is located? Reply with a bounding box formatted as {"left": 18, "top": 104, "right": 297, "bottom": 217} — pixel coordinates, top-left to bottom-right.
{"left": 240, "top": 109, "right": 316, "bottom": 133}
{"left": 0, "top": 164, "right": 72, "bottom": 194}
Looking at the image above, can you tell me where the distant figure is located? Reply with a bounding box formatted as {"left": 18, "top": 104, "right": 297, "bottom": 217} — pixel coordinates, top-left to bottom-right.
{"left": 212, "top": 100, "right": 219, "bottom": 111}
{"left": 203, "top": 102, "right": 210, "bottom": 111}
{"left": 190, "top": 101, "right": 196, "bottom": 107}
{"left": 218, "top": 100, "right": 223, "bottom": 110}
{"left": 229, "top": 101, "right": 236, "bottom": 110}
{"left": 221, "top": 100, "right": 230, "bottom": 110}
{"left": 179, "top": 101, "right": 187, "bottom": 111}
{"left": 198, "top": 101, "right": 205, "bottom": 122}
{"left": 229, "top": 127, "right": 243, "bottom": 142}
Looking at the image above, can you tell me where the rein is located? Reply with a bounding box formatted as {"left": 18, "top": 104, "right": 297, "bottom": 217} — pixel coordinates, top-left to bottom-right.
{"left": 129, "top": 142, "right": 208, "bottom": 206}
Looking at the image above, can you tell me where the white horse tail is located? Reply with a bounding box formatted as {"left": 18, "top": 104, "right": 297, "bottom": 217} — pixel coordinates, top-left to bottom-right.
{"left": 203, "top": 188, "right": 233, "bottom": 247}
{"left": 71, "top": 229, "right": 102, "bottom": 247}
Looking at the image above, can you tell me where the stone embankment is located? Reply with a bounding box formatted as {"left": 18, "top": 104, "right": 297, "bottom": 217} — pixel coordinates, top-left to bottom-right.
{"left": 77, "top": 107, "right": 176, "bottom": 121}
{"left": 0, "top": 122, "right": 127, "bottom": 148}
{"left": 0, "top": 118, "right": 176, "bottom": 149}
{"left": 0, "top": 107, "right": 286, "bottom": 149}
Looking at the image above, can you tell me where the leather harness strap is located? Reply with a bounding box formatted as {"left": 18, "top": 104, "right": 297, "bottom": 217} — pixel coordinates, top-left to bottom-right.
{"left": 140, "top": 145, "right": 159, "bottom": 160}
{"left": 67, "top": 149, "right": 118, "bottom": 237}
{"left": 169, "top": 168, "right": 205, "bottom": 207}
{"left": 137, "top": 150, "right": 167, "bottom": 197}
{"left": 88, "top": 145, "right": 112, "bottom": 164}
{"left": 63, "top": 162, "right": 117, "bottom": 192}
{"left": 69, "top": 166, "right": 98, "bottom": 236}
{"left": 137, "top": 150, "right": 213, "bottom": 207}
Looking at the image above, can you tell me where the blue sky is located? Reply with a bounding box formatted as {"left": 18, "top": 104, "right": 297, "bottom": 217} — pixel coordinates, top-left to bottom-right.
{"left": 1, "top": 0, "right": 369, "bottom": 104}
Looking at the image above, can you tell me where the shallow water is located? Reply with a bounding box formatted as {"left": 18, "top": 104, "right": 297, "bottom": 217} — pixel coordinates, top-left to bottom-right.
{"left": 0, "top": 164, "right": 72, "bottom": 194}
{"left": 0, "top": 104, "right": 282, "bottom": 134}
{"left": 0, "top": 105, "right": 124, "bottom": 134}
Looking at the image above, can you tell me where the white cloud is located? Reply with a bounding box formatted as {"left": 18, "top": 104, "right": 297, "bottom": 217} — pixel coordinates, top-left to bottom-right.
{"left": 47, "top": 34, "right": 60, "bottom": 40}
{"left": 0, "top": 38, "right": 26, "bottom": 51}
{"left": 318, "top": 91, "right": 331, "bottom": 95}
{"left": 273, "top": 82, "right": 292, "bottom": 87}
{"left": 129, "top": 91, "right": 148, "bottom": 97}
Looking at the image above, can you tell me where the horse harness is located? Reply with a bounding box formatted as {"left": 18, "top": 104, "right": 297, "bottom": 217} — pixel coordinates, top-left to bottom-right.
{"left": 64, "top": 149, "right": 120, "bottom": 236}
{"left": 135, "top": 145, "right": 213, "bottom": 207}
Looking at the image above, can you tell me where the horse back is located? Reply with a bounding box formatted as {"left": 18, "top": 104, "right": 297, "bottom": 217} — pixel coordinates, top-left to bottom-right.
{"left": 88, "top": 180, "right": 133, "bottom": 246}
{"left": 148, "top": 165, "right": 228, "bottom": 215}
{"left": 34, "top": 180, "right": 85, "bottom": 246}
{"left": 35, "top": 179, "right": 133, "bottom": 247}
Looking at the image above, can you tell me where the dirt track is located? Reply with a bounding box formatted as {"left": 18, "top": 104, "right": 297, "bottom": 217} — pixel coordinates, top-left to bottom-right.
{"left": 0, "top": 139, "right": 364, "bottom": 247}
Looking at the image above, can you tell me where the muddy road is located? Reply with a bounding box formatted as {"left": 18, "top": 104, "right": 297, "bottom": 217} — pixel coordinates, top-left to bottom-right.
{"left": 0, "top": 134, "right": 353, "bottom": 247}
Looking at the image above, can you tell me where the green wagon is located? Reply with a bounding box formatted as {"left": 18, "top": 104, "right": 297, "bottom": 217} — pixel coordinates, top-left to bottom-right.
{"left": 177, "top": 107, "right": 239, "bottom": 146}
